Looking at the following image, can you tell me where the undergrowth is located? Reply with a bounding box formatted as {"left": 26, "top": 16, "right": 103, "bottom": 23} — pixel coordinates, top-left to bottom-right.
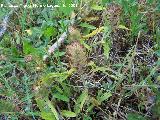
{"left": 0, "top": 0, "right": 160, "bottom": 120}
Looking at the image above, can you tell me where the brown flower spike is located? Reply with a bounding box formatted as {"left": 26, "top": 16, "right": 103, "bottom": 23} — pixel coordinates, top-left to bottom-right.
{"left": 105, "top": 3, "right": 122, "bottom": 30}
{"left": 66, "top": 41, "right": 87, "bottom": 74}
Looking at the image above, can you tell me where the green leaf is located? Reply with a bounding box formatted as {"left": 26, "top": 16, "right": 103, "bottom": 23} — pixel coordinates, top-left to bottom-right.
{"left": 61, "top": 83, "right": 71, "bottom": 97}
{"left": 83, "top": 114, "right": 92, "bottom": 120}
{"left": 99, "top": 92, "right": 112, "bottom": 103}
{"left": 102, "top": 0, "right": 111, "bottom": 5}
{"left": 80, "top": 40, "right": 92, "bottom": 51}
{"left": 157, "top": 76, "right": 160, "bottom": 81}
{"left": 36, "top": 98, "right": 49, "bottom": 112}
{"left": 54, "top": 51, "right": 66, "bottom": 57}
{"left": 102, "top": 40, "right": 110, "bottom": 60}
{"left": 41, "top": 112, "right": 56, "bottom": 120}
{"left": 118, "top": 25, "right": 130, "bottom": 30}
{"left": 54, "top": 86, "right": 64, "bottom": 94}
{"left": 30, "top": 27, "right": 43, "bottom": 38}
{"left": 91, "top": 5, "right": 104, "bottom": 11}
{"left": 53, "top": 93, "right": 69, "bottom": 102}
{"left": 43, "top": 26, "right": 57, "bottom": 38}
{"left": 155, "top": 50, "right": 160, "bottom": 57}
{"left": 36, "top": 98, "right": 58, "bottom": 120}
{"left": 61, "top": 110, "right": 76, "bottom": 117}
{"left": 74, "top": 89, "right": 88, "bottom": 114}
{"left": 23, "top": 40, "right": 36, "bottom": 55}
{"left": 40, "top": 68, "right": 76, "bottom": 85}
{"left": 79, "top": 23, "right": 96, "bottom": 30}
{"left": 46, "top": 100, "right": 59, "bottom": 120}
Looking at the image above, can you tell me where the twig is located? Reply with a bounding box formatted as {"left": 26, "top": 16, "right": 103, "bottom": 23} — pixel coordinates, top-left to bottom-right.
{"left": 0, "top": 15, "right": 9, "bottom": 39}
{"left": 48, "top": 32, "right": 67, "bottom": 54}
{"left": 0, "top": 9, "right": 17, "bottom": 40}
{"left": 47, "top": 11, "right": 76, "bottom": 55}
{"left": 44, "top": 11, "right": 76, "bottom": 61}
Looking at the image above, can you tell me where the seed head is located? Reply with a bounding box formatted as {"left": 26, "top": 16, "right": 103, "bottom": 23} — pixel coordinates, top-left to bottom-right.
{"left": 66, "top": 41, "right": 87, "bottom": 74}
